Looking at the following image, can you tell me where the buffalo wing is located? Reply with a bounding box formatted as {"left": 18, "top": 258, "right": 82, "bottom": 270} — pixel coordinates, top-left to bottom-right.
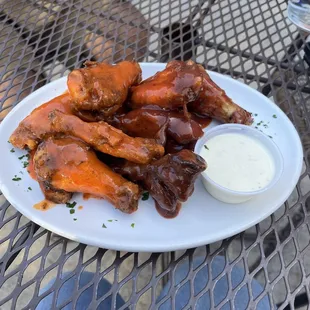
{"left": 34, "top": 137, "right": 140, "bottom": 213}
{"left": 68, "top": 61, "right": 142, "bottom": 117}
{"left": 49, "top": 110, "right": 164, "bottom": 164}
{"left": 9, "top": 93, "right": 73, "bottom": 150}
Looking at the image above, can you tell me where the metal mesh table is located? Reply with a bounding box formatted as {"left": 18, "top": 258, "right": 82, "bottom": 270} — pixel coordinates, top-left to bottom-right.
{"left": 0, "top": 0, "right": 309, "bottom": 309}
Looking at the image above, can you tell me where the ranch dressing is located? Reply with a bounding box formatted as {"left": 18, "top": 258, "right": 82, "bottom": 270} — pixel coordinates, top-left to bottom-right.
{"left": 200, "top": 133, "right": 275, "bottom": 192}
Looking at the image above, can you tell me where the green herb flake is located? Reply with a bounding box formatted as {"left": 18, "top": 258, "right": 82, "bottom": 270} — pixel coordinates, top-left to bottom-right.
{"left": 10, "top": 148, "right": 15, "bottom": 153}
{"left": 18, "top": 155, "right": 26, "bottom": 160}
{"left": 28, "top": 187, "right": 32, "bottom": 191}
{"left": 254, "top": 113, "right": 258, "bottom": 116}
{"left": 142, "top": 191, "right": 149, "bottom": 201}
{"left": 23, "top": 161, "right": 29, "bottom": 168}
{"left": 257, "top": 122, "right": 262, "bottom": 126}
{"left": 108, "top": 219, "right": 113, "bottom": 222}
{"left": 102, "top": 223, "right": 107, "bottom": 228}
{"left": 131, "top": 223, "right": 135, "bottom": 228}
{"left": 273, "top": 114, "right": 277, "bottom": 118}
{"left": 255, "top": 126, "right": 258, "bottom": 129}
{"left": 204, "top": 145, "right": 209, "bottom": 150}
{"left": 8, "top": 140, "right": 11, "bottom": 143}
{"left": 12, "top": 175, "right": 21, "bottom": 181}
{"left": 73, "top": 218, "right": 77, "bottom": 221}
{"left": 70, "top": 209, "right": 75, "bottom": 214}
{"left": 268, "top": 135, "right": 273, "bottom": 139}
{"left": 66, "top": 201, "right": 77, "bottom": 209}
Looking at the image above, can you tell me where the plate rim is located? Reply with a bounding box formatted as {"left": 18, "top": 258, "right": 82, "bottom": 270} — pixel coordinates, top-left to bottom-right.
{"left": 0, "top": 62, "right": 304, "bottom": 252}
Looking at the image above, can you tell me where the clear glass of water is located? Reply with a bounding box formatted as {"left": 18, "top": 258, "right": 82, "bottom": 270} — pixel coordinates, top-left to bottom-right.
{"left": 288, "top": 0, "right": 310, "bottom": 31}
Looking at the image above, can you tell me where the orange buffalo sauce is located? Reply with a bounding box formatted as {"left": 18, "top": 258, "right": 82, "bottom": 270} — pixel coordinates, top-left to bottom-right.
{"left": 33, "top": 199, "right": 55, "bottom": 211}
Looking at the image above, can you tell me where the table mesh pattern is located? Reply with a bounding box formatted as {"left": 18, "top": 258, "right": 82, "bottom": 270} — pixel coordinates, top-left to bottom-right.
{"left": 0, "top": 0, "right": 310, "bottom": 309}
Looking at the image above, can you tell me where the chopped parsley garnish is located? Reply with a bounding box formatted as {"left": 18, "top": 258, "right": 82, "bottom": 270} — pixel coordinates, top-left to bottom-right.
{"left": 257, "top": 122, "right": 262, "bottom": 126}
{"left": 255, "top": 126, "right": 258, "bottom": 129}
{"left": 70, "top": 209, "right": 75, "bottom": 214}
{"left": 10, "top": 148, "right": 15, "bottom": 153}
{"left": 268, "top": 135, "right": 273, "bottom": 139}
{"left": 73, "top": 218, "right": 77, "bottom": 221}
{"left": 131, "top": 223, "right": 135, "bottom": 228}
{"left": 254, "top": 113, "right": 258, "bottom": 116}
{"left": 66, "top": 201, "right": 77, "bottom": 208}
{"left": 23, "top": 161, "right": 29, "bottom": 168}
{"left": 102, "top": 223, "right": 107, "bottom": 228}
{"left": 28, "top": 187, "right": 32, "bottom": 191}
{"left": 204, "top": 145, "right": 209, "bottom": 150}
{"left": 273, "top": 114, "right": 277, "bottom": 118}
{"left": 142, "top": 192, "right": 149, "bottom": 201}
{"left": 108, "top": 220, "right": 113, "bottom": 222}
{"left": 12, "top": 175, "right": 21, "bottom": 181}
{"left": 18, "top": 155, "right": 26, "bottom": 160}
{"left": 8, "top": 140, "right": 10, "bottom": 143}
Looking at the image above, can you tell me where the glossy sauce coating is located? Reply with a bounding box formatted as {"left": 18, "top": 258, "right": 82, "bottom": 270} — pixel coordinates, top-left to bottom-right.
{"left": 155, "top": 201, "right": 182, "bottom": 219}
{"left": 130, "top": 60, "right": 203, "bottom": 110}
{"left": 83, "top": 193, "right": 103, "bottom": 200}
{"left": 113, "top": 150, "right": 206, "bottom": 218}
{"left": 68, "top": 61, "right": 142, "bottom": 115}
{"left": 189, "top": 63, "right": 253, "bottom": 125}
{"left": 49, "top": 110, "right": 164, "bottom": 164}
{"left": 34, "top": 137, "right": 140, "bottom": 213}
{"left": 27, "top": 150, "right": 37, "bottom": 180}
{"left": 9, "top": 93, "right": 73, "bottom": 150}
{"left": 118, "top": 108, "right": 207, "bottom": 145}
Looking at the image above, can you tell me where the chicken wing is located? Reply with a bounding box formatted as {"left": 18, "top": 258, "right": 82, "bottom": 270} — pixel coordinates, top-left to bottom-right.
{"left": 68, "top": 61, "right": 142, "bottom": 116}
{"left": 113, "top": 149, "right": 207, "bottom": 218}
{"left": 129, "top": 60, "right": 203, "bottom": 110}
{"left": 34, "top": 137, "right": 140, "bottom": 213}
{"left": 117, "top": 108, "right": 204, "bottom": 145}
{"left": 48, "top": 110, "right": 165, "bottom": 164}
{"left": 9, "top": 93, "right": 73, "bottom": 150}
{"left": 189, "top": 62, "right": 253, "bottom": 124}
{"left": 39, "top": 181, "right": 73, "bottom": 204}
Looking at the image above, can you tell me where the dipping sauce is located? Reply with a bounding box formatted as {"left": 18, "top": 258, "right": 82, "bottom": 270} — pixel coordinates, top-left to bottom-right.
{"left": 200, "top": 133, "right": 275, "bottom": 192}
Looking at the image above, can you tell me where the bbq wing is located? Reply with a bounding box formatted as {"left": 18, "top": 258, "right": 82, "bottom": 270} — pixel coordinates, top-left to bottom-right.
{"left": 130, "top": 60, "right": 203, "bottom": 110}
{"left": 113, "top": 149, "right": 207, "bottom": 217}
{"left": 115, "top": 108, "right": 204, "bottom": 145}
{"left": 130, "top": 60, "right": 252, "bottom": 125}
{"left": 189, "top": 63, "right": 253, "bottom": 125}
{"left": 34, "top": 137, "right": 140, "bottom": 213}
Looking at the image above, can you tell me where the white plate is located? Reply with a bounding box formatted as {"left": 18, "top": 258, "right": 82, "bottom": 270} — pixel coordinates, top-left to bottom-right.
{"left": 0, "top": 63, "right": 303, "bottom": 252}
